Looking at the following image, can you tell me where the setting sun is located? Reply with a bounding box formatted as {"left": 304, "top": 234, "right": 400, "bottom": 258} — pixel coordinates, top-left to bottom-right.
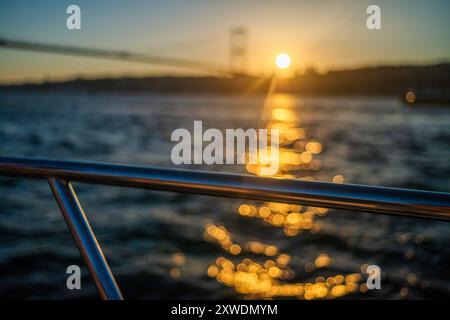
{"left": 275, "top": 53, "right": 291, "bottom": 69}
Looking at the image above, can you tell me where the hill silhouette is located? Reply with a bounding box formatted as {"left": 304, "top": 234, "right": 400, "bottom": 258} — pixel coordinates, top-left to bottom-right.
{"left": 2, "top": 63, "right": 449, "bottom": 96}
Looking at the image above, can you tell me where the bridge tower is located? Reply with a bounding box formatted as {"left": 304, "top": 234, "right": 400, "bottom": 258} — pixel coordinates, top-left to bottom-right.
{"left": 229, "top": 27, "right": 248, "bottom": 74}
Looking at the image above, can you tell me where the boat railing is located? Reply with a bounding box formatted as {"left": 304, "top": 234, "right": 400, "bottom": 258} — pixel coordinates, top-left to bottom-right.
{"left": 1, "top": 157, "right": 449, "bottom": 300}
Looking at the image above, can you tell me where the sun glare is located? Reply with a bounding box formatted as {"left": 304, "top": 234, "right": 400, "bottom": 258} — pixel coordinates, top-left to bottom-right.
{"left": 275, "top": 53, "right": 291, "bottom": 69}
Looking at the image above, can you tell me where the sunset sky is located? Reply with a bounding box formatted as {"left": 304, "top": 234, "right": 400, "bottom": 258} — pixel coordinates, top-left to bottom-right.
{"left": 1, "top": 0, "right": 449, "bottom": 83}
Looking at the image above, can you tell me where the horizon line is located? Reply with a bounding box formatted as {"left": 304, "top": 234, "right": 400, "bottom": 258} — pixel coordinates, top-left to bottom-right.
{"left": 1, "top": 59, "right": 449, "bottom": 86}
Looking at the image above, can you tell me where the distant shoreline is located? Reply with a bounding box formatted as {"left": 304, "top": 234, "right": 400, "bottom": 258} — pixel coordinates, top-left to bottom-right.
{"left": 2, "top": 63, "right": 449, "bottom": 96}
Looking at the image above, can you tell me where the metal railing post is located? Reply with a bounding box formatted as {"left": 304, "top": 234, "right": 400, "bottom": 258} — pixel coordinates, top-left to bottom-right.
{"left": 48, "top": 177, "right": 123, "bottom": 300}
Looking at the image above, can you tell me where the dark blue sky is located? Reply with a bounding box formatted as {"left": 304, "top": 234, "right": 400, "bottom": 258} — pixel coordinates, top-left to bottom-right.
{"left": 1, "top": 0, "right": 449, "bottom": 83}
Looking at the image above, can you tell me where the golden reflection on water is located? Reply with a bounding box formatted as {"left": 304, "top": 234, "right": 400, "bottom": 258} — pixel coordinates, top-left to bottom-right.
{"left": 201, "top": 93, "right": 366, "bottom": 299}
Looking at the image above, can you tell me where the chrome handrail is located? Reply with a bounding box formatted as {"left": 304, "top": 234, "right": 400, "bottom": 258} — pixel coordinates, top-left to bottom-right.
{"left": 1, "top": 157, "right": 449, "bottom": 219}
{"left": 1, "top": 157, "right": 449, "bottom": 300}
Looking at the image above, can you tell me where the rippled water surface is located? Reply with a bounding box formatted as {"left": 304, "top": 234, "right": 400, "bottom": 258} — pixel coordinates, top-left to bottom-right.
{"left": 0, "top": 92, "right": 449, "bottom": 299}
